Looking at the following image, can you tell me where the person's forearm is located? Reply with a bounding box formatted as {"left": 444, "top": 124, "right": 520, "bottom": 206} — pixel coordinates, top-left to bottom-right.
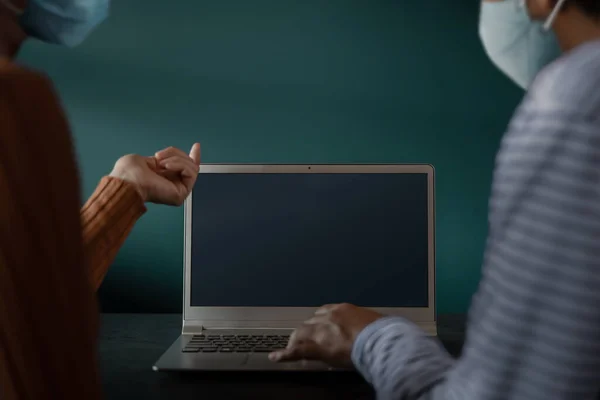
{"left": 81, "top": 176, "right": 146, "bottom": 291}
{"left": 351, "top": 317, "right": 455, "bottom": 399}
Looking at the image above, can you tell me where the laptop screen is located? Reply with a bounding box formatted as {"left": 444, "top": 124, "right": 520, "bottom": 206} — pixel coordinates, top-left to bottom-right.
{"left": 190, "top": 172, "right": 430, "bottom": 308}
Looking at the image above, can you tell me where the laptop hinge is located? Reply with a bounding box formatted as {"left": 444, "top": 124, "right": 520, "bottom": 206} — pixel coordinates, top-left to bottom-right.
{"left": 182, "top": 321, "right": 301, "bottom": 334}
{"left": 182, "top": 320, "right": 205, "bottom": 335}
{"left": 182, "top": 320, "right": 436, "bottom": 336}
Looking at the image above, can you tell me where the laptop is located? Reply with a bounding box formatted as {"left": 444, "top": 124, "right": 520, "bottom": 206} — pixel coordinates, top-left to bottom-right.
{"left": 153, "top": 164, "right": 436, "bottom": 372}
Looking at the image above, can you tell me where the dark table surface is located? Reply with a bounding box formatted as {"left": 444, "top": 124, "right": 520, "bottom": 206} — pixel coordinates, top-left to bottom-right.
{"left": 100, "top": 313, "right": 466, "bottom": 400}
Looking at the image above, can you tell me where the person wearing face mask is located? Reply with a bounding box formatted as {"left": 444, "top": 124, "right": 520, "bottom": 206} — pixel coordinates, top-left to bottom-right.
{"left": 271, "top": 1, "right": 600, "bottom": 399}
{"left": 8, "top": 0, "right": 110, "bottom": 47}
{"left": 0, "top": 1, "right": 201, "bottom": 399}
{"left": 479, "top": 0, "right": 562, "bottom": 89}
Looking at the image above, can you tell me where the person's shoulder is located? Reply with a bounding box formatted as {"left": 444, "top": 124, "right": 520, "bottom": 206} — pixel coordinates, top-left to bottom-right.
{"left": 0, "top": 61, "right": 65, "bottom": 126}
{"left": 0, "top": 62, "right": 57, "bottom": 100}
{"left": 528, "top": 40, "right": 600, "bottom": 116}
{"left": 0, "top": 61, "right": 48, "bottom": 80}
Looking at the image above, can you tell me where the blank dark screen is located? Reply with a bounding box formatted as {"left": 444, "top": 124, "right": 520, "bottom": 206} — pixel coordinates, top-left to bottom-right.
{"left": 190, "top": 173, "right": 429, "bottom": 307}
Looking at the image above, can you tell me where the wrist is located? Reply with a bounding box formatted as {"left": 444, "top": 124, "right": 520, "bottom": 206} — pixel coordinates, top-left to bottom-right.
{"left": 351, "top": 317, "right": 398, "bottom": 361}
{"left": 108, "top": 170, "right": 147, "bottom": 202}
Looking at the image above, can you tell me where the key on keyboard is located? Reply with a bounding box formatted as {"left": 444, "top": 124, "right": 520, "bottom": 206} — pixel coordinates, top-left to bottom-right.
{"left": 182, "top": 334, "right": 290, "bottom": 353}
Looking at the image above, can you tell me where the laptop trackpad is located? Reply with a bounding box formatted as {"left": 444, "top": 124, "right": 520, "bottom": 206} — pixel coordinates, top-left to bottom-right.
{"left": 184, "top": 354, "right": 249, "bottom": 369}
{"left": 246, "top": 354, "right": 331, "bottom": 371}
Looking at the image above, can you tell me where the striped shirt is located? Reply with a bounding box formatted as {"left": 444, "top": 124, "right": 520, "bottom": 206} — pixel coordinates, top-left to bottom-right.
{"left": 351, "top": 39, "right": 600, "bottom": 399}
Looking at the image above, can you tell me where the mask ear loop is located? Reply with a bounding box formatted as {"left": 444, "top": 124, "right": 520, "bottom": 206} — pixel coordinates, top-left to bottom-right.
{"left": 543, "top": 0, "right": 568, "bottom": 31}
{"left": 0, "top": 0, "right": 24, "bottom": 15}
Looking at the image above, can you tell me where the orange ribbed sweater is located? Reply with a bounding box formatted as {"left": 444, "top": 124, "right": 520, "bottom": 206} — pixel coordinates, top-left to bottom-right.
{"left": 0, "top": 61, "right": 146, "bottom": 399}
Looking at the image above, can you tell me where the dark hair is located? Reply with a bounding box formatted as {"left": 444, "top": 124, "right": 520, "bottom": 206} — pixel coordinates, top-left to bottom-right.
{"left": 568, "top": 0, "right": 600, "bottom": 17}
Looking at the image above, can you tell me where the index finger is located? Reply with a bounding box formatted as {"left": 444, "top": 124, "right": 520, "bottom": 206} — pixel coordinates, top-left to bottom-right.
{"left": 155, "top": 146, "right": 188, "bottom": 160}
{"left": 271, "top": 324, "right": 318, "bottom": 362}
{"left": 314, "top": 303, "right": 338, "bottom": 316}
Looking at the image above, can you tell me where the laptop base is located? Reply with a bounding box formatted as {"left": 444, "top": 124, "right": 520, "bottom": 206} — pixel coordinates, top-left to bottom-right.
{"left": 153, "top": 334, "right": 344, "bottom": 372}
{"left": 153, "top": 322, "right": 436, "bottom": 372}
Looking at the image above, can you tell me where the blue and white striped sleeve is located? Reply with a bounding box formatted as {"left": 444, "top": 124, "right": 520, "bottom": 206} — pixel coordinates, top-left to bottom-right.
{"left": 351, "top": 316, "right": 455, "bottom": 399}
{"left": 351, "top": 52, "right": 600, "bottom": 400}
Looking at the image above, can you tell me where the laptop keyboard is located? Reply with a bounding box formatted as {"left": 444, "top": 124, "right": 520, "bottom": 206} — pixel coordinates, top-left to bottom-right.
{"left": 182, "top": 334, "right": 290, "bottom": 353}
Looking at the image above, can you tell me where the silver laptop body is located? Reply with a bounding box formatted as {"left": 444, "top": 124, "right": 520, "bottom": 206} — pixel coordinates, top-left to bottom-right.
{"left": 153, "top": 164, "right": 436, "bottom": 372}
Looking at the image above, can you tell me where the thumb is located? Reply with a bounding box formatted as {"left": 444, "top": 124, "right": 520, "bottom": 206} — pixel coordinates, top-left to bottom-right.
{"left": 269, "top": 341, "right": 320, "bottom": 363}
{"left": 268, "top": 349, "right": 289, "bottom": 362}
{"left": 189, "top": 143, "right": 201, "bottom": 166}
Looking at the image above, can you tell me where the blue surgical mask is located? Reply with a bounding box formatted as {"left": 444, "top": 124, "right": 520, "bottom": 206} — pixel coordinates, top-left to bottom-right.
{"left": 0, "top": 0, "right": 109, "bottom": 47}
{"left": 478, "top": 0, "right": 562, "bottom": 89}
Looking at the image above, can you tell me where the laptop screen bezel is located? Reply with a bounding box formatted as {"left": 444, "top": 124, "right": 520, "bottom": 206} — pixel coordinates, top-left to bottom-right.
{"left": 183, "top": 164, "right": 435, "bottom": 328}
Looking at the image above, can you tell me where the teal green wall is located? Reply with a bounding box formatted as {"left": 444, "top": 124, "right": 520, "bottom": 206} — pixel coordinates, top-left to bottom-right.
{"left": 18, "top": 0, "right": 523, "bottom": 314}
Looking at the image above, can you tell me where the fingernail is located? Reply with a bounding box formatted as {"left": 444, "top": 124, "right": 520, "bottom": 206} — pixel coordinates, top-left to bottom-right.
{"left": 268, "top": 352, "right": 279, "bottom": 361}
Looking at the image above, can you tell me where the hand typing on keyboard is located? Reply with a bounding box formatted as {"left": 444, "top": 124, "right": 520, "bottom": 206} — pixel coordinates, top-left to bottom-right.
{"left": 269, "top": 303, "right": 383, "bottom": 367}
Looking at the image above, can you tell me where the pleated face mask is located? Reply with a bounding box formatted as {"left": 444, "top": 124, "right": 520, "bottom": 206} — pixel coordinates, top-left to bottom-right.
{"left": 478, "top": 0, "right": 565, "bottom": 89}
{"left": 0, "top": 0, "right": 110, "bottom": 47}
